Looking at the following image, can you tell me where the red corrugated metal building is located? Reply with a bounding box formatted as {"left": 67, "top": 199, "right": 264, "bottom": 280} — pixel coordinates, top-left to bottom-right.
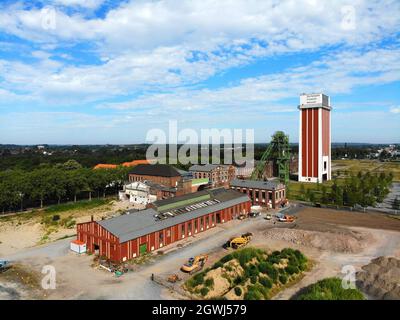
{"left": 76, "top": 188, "right": 251, "bottom": 262}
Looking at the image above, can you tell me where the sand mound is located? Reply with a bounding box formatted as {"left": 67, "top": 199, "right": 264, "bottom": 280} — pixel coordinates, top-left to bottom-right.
{"left": 356, "top": 256, "right": 400, "bottom": 300}
{"left": 263, "top": 228, "right": 367, "bottom": 253}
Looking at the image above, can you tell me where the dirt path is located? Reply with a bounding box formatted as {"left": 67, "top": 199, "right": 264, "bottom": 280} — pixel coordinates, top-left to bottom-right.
{"left": 271, "top": 227, "right": 400, "bottom": 300}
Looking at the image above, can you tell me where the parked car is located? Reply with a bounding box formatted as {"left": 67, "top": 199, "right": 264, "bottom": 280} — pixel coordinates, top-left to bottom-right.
{"left": 249, "top": 211, "right": 261, "bottom": 218}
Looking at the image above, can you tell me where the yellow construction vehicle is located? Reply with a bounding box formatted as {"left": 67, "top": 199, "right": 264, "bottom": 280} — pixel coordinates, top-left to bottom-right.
{"left": 225, "top": 232, "right": 253, "bottom": 249}
{"left": 180, "top": 254, "right": 208, "bottom": 274}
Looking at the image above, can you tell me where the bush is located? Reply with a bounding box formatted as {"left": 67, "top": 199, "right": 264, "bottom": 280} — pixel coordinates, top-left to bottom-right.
{"left": 234, "top": 287, "right": 242, "bottom": 297}
{"left": 284, "top": 265, "right": 298, "bottom": 275}
{"left": 259, "top": 276, "right": 273, "bottom": 289}
{"left": 294, "top": 277, "right": 364, "bottom": 300}
{"left": 233, "top": 275, "right": 243, "bottom": 285}
{"left": 244, "top": 264, "right": 259, "bottom": 278}
{"left": 250, "top": 275, "right": 258, "bottom": 284}
{"left": 244, "top": 286, "right": 263, "bottom": 300}
{"left": 200, "top": 287, "right": 209, "bottom": 297}
{"left": 204, "top": 278, "right": 214, "bottom": 288}
{"left": 220, "top": 254, "right": 234, "bottom": 264}
{"left": 52, "top": 215, "right": 60, "bottom": 221}
{"left": 225, "top": 265, "right": 233, "bottom": 271}
{"left": 213, "top": 261, "right": 223, "bottom": 269}
{"left": 279, "top": 274, "right": 288, "bottom": 284}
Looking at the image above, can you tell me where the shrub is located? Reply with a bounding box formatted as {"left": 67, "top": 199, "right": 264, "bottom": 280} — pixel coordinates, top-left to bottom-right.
{"left": 234, "top": 287, "right": 242, "bottom": 297}
{"left": 52, "top": 215, "right": 60, "bottom": 221}
{"left": 279, "top": 274, "right": 288, "bottom": 284}
{"left": 294, "top": 277, "right": 364, "bottom": 300}
{"left": 250, "top": 275, "right": 258, "bottom": 284}
{"left": 244, "top": 286, "right": 263, "bottom": 300}
{"left": 204, "top": 278, "right": 214, "bottom": 288}
{"left": 225, "top": 265, "right": 233, "bottom": 271}
{"left": 213, "top": 261, "right": 223, "bottom": 269}
{"left": 219, "top": 253, "right": 234, "bottom": 263}
{"left": 259, "top": 276, "right": 273, "bottom": 289}
{"left": 233, "top": 275, "right": 243, "bottom": 285}
{"left": 220, "top": 254, "right": 234, "bottom": 263}
{"left": 284, "top": 265, "right": 298, "bottom": 275}
{"left": 244, "top": 264, "right": 259, "bottom": 278}
{"left": 200, "top": 287, "right": 209, "bottom": 297}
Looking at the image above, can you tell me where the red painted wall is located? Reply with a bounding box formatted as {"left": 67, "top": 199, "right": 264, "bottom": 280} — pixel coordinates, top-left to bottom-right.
{"left": 77, "top": 200, "right": 251, "bottom": 262}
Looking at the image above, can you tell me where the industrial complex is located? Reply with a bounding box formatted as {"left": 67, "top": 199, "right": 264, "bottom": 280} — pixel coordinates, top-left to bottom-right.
{"left": 74, "top": 93, "right": 333, "bottom": 262}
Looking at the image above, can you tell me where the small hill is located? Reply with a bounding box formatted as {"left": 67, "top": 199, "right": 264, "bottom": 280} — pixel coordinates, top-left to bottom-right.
{"left": 184, "top": 247, "right": 309, "bottom": 300}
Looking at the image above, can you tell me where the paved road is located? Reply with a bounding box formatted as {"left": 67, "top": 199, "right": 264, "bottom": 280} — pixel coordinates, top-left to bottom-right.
{"left": 1, "top": 238, "right": 72, "bottom": 262}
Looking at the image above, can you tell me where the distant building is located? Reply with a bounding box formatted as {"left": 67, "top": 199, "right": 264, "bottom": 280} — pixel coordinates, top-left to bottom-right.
{"left": 189, "top": 164, "right": 236, "bottom": 188}
{"left": 94, "top": 163, "right": 118, "bottom": 169}
{"left": 128, "top": 164, "right": 183, "bottom": 188}
{"left": 230, "top": 179, "right": 286, "bottom": 209}
{"left": 119, "top": 181, "right": 176, "bottom": 204}
{"left": 94, "top": 159, "right": 149, "bottom": 170}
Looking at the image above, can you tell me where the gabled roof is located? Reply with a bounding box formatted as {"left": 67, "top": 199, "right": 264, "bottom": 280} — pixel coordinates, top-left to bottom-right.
{"left": 230, "top": 179, "right": 284, "bottom": 190}
{"left": 93, "top": 163, "right": 118, "bottom": 169}
{"left": 189, "top": 164, "right": 219, "bottom": 172}
{"left": 129, "top": 164, "right": 181, "bottom": 177}
{"left": 122, "top": 159, "right": 150, "bottom": 167}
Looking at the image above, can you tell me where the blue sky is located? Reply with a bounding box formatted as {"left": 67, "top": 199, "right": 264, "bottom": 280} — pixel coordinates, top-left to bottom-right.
{"left": 0, "top": 0, "right": 399, "bottom": 144}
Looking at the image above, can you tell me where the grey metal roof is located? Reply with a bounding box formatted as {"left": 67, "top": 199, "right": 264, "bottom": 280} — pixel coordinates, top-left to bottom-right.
{"left": 98, "top": 190, "right": 250, "bottom": 243}
{"left": 189, "top": 164, "right": 219, "bottom": 172}
{"left": 230, "top": 179, "right": 284, "bottom": 190}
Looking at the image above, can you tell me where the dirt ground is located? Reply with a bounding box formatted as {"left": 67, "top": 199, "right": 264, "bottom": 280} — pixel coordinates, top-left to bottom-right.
{"left": 0, "top": 200, "right": 139, "bottom": 256}
{"left": 295, "top": 207, "right": 400, "bottom": 232}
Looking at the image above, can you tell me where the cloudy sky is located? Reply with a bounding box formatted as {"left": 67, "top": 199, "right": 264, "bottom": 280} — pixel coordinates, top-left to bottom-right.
{"left": 0, "top": 0, "right": 399, "bottom": 144}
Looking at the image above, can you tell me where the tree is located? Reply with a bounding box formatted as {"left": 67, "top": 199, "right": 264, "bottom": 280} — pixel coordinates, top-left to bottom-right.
{"left": 66, "top": 169, "right": 88, "bottom": 202}
{"left": 56, "top": 159, "right": 82, "bottom": 171}
{"left": 29, "top": 168, "right": 54, "bottom": 208}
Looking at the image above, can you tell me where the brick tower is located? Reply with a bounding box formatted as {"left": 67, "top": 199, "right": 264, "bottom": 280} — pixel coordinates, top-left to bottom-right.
{"left": 298, "top": 93, "right": 331, "bottom": 183}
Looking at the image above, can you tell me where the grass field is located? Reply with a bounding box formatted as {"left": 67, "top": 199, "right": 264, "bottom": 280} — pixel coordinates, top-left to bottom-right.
{"left": 332, "top": 159, "right": 400, "bottom": 181}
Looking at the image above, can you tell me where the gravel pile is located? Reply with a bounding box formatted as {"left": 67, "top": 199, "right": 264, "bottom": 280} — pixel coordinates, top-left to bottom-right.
{"left": 263, "top": 228, "right": 365, "bottom": 253}
{"left": 356, "top": 257, "right": 400, "bottom": 300}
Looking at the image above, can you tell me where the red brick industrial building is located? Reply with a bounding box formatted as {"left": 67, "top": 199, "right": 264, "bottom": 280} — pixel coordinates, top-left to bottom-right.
{"left": 230, "top": 179, "right": 286, "bottom": 209}
{"left": 76, "top": 188, "right": 251, "bottom": 262}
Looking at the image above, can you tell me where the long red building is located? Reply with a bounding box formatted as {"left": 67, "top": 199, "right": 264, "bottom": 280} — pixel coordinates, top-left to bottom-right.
{"left": 76, "top": 188, "right": 251, "bottom": 262}
{"left": 298, "top": 93, "right": 332, "bottom": 183}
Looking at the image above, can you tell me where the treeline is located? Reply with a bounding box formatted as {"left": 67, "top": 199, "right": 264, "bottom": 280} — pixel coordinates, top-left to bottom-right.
{"left": 0, "top": 146, "right": 149, "bottom": 171}
{"left": 301, "top": 171, "right": 393, "bottom": 207}
{"left": 0, "top": 160, "right": 131, "bottom": 213}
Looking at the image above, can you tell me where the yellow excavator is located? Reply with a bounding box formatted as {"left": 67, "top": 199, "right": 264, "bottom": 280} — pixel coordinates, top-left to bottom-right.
{"left": 180, "top": 254, "right": 208, "bottom": 274}
{"left": 224, "top": 232, "right": 253, "bottom": 249}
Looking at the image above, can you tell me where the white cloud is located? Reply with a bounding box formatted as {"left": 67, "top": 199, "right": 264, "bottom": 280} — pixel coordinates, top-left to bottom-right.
{"left": 54, "top": 0, "right": 105, "bottom": 9}
{"left": 390, "top": 107, "right": 400, "bottom": 114}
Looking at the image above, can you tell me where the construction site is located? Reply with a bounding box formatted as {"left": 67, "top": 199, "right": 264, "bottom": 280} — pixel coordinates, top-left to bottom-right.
{"left": 1, "top": 94, "right": 400, "bottom": 301}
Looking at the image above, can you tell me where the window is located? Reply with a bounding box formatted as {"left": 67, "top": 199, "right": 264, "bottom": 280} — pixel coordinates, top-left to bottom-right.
{"left": 200, "top": 217, "right": 203, "bottom": 228}
{"left": 211, "top": 214, "right": 215, "bottom": 224}
{"left": 194, "top": 219, "right": 198, "bottom": 230}
{"left": 159, "top": 232, "right": 163, "bottom": 243}
{"left": 166, "top": 229, "right": 171, "bottom": 237}
{"left": 324, "top": 161, "right": 327, "bottom": 170}
{"left": 205, "top": 216, "right": 209, "bottom": 226}
{"left": 188, "top": 222, "right": 192, "bottom": 233}
{"left": 181, "top": 224, "right": 185, "bottom": 235}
